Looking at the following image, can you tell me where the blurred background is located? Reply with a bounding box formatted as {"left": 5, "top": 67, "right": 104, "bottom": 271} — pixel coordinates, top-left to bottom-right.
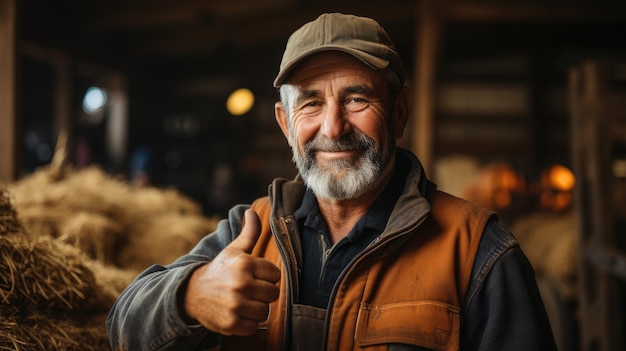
{"left": 1, "top": 0, "right": 626, "bottom": 350}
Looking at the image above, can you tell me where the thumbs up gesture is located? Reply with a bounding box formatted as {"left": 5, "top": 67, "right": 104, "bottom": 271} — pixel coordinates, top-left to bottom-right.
{"left": 183, "top": 209, "right": 281, "bottom": 336}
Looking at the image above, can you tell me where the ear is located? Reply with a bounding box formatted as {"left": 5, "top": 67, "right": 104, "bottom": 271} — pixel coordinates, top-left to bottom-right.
{"left": 392, "top": 86, "right": 411, "bottom": 139}
{"left": 275, "top": 101, "right": 292, "bottom": 145}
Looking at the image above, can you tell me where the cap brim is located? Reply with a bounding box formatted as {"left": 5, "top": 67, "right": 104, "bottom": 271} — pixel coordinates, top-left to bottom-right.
{"left": 273, "top": 46, "right": 389, "bottom": 88}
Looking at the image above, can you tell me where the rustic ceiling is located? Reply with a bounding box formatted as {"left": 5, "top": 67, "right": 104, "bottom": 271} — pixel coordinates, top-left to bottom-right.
{"left": 17, "top": 0, "right": 626, "bottom": 90}
{"left": 18, "top": 0, "right": 416, "bottom": 73}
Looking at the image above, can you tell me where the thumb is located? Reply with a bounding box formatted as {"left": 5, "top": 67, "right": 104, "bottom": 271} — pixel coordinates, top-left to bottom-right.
{"left": 230, "top": 209, "right": 262, "bottom": 254}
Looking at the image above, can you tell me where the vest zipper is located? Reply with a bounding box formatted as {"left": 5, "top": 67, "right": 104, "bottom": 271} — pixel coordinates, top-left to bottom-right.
{"left": 271, "top": 216, "right": 301, "bottom": 351}
{"left": 321, "top": 212, "right": 430, "bottom": 350}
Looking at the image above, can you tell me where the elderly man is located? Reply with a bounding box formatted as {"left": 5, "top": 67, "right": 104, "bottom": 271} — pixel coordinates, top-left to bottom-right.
{"left": 106, "top": 13, "right": 557, "bottom": 351}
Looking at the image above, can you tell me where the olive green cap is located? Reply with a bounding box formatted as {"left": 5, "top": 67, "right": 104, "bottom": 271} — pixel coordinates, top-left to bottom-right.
{"left": 273, "top": 13, "right": 406, "bottom": 87}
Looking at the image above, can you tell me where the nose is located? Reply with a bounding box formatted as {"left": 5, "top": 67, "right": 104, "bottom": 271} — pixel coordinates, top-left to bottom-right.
{"left": 320, "top": 102, "right": 350, "bottom": 139}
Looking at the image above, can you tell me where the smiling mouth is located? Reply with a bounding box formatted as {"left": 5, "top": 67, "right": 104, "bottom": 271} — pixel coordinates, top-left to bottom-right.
{"left": 318, "top": 149, "right": 355, "bottom": 154}
{"left": 314, "top": 150, "right": 363, "bottom": 167}
{"left": 317, "top": 149, "right": 359, "bottom": 158}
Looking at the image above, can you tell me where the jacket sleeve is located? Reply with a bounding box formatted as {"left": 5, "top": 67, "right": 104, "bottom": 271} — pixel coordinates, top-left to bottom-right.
{"left": 460, "top": 219, "right": 558, "bottom": 351}
{"left": 106, "top": 204, "right": 250, "bottom": 351}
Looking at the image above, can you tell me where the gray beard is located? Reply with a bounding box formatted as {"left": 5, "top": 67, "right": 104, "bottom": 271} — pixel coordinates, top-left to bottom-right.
{"left": 291, "top": 132, "right": 393, "bottom": 201}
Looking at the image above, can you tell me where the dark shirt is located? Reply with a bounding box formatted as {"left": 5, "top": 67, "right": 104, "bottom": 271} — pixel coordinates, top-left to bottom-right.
{"left": 293, "top": 157, "right": 410, "bottom": 308}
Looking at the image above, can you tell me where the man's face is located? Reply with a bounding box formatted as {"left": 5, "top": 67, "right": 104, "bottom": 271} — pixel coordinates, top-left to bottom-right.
{"left": 277, "top": 52, "right": 400, "bottom": 201}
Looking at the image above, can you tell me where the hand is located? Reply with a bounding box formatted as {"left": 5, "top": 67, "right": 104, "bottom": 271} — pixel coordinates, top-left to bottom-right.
{"left": 183, "top": 209, "right": 281, "bottom": 335}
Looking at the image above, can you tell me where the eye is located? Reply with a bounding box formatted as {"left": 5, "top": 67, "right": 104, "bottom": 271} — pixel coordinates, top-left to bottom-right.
{"left": 345, "top": 96, "right": 369, "bottom": 112}
{"left": 347, "top": 97, "right": 366, "bottom": 103}
{"left": 297, "top": 99, "right": 323, "bottom": 115}
{"left": 295, "top": 99, "right": 319, "bottom": 109}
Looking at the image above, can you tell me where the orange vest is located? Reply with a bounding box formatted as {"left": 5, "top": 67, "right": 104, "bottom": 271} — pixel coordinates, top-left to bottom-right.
{"left": 222, "top": 190, "right": 493, "bottom": 351}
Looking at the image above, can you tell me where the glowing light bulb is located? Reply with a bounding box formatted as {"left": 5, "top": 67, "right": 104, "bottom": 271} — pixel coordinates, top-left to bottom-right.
{"left": 226, "top": 88, "right": 254, "bottom": 116}
{"left": 82, "top": 86, "right": 107, "bottom": 113}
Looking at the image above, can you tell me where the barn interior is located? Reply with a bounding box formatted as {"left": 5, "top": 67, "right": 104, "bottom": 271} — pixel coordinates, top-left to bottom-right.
{"left": 1, "top": 0, "right": 626, "bottom": 350}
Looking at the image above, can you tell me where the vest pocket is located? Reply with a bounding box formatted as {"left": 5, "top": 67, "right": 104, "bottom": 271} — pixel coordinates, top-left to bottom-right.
{"left": 354, "top": 301, "right": 460, "bottom": 351}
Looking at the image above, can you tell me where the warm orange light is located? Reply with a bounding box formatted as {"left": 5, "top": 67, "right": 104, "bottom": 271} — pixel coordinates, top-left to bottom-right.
{"left": 537, "top": 164, "right": 575, "bottom": 211}
{"left": 547, "top": 165, "right": 575, "bottom": 191}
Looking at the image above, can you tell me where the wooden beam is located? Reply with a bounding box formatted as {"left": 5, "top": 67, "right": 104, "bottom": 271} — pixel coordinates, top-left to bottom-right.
{"left": 133, "top": 2, "right": 416, "bottom": 55}
{"left": 33, "top": 0, "right": 626, "bottom": 50}
{"left": 442, "top": 2, "right": 626, "bottom": 22}
{"left": 411, "top": 0, "right": 441, "bottom": 175}
{"left": 84, "top": 0, "right": 293, "bottom": 31}
{"left": 84, "top": 0, "right": 415, "bottom": 32}
{"left": 0, "top": 0, "right": 18, "bottom": 183}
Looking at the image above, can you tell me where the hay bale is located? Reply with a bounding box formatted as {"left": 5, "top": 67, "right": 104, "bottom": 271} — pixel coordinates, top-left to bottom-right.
{"left": 16, "top": 207, "right": 68, "bottom": 239}
{"left": 8, "top": 164, "right": 218, "bottom": 270}
{"left": 1, "top": 164, "right": 220, "bottom": 349}
{"left": 0, "top": 185, "right": 22, "bottom": 236}
{"left": 0, "top": 305, "right": 108, "bottom": 351}
{"left": 0, "top": 234, "right": 97, "bottom": 313}
{"left": 9, "top": 166, "right": 128, "bottom": 220}
{"left": 83, "top": 260, "right": 139, "bottom": 310}
{"left": 58, "top": 212, "right": 124, "bottom": 265}
{"left": 118, "top": 214, "right": 219, "bottom": 271}
{"left": 0, "top": 184, "right": 112, "bottom": 350}
{"left": 126, "top": 186, "right": 202, "bottom": 216}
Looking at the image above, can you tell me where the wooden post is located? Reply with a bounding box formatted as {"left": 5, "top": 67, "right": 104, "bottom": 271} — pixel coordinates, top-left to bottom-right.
{"left": 411, "top": 0, "right": 441, "bottom": 175}
{"left": 106, "top": 73, "right": 129, "bottom": 173}
{"left": 20, "top": 43, "right": 75, "bottom": 172}
{"left": 570, "top": 60, "right": 626, "bottom": 351}
{"left": 0, "top": 0, "right": 18, "bottom": 183}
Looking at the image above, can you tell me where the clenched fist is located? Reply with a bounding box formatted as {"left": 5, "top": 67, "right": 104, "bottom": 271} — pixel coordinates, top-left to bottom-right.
{"left": 183, "top": 209, "right": 281, "bottom": 335}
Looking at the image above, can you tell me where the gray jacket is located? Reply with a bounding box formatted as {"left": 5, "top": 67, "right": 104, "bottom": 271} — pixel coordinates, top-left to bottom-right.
{"left": 106, "top": 149, "right": 557, "bottom": 351}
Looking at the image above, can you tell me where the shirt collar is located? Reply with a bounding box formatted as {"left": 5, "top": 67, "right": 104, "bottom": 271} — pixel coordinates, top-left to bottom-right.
{"left": 293, "top": 156, "right": 409, "bottom": 238}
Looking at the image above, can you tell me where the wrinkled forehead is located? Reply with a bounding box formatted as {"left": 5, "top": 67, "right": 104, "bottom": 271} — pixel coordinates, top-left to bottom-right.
{"left": 284, "top": 51, "right": 387, "bottom": 88}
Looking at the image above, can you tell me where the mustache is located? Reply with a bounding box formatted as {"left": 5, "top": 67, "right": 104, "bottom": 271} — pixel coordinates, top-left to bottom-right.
{"left": 303, "top": 133, "right": 374, "bottom": 153}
